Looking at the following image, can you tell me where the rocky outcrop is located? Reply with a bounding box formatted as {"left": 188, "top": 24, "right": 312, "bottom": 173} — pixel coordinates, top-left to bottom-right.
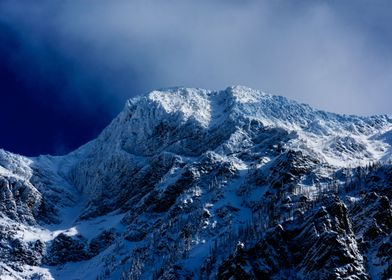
{"left": 218, "top": 196, "right": 369, "bottom": 280}
{"left": 0, "top": 86, "right": 391, "bottom": 279}
{"left": 44, "top": 233, "right": 89, "bottom": 265}
{"left": 0, "top": 176, "right": 42, "bottom": 225}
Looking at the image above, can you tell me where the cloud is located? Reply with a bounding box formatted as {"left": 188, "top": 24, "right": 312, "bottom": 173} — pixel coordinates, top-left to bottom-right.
{"left": 1, "top": 0, "right": 391, "bottom": 115}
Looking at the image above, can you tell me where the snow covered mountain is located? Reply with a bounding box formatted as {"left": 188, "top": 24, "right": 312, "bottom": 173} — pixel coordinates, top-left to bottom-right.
{"left": 0, "top": 86, "right": 391, "bottom": 279}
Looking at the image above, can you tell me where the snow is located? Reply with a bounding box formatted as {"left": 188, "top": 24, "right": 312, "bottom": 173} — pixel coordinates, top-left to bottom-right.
{"left": 55, "top": 86, "right": 392, "bottom": 199}
{"left": 0, "top": 263, "right": 54, "bottom": 280}
{"left": 0, "top": 202, "right": 125, "bottom": 243}
{"left": 66, "top": 212, "right": 125, "bottom": 241}
{"left": 143, "top": 86, "right": 391, "bottom": 167}
{"left": 227, "top": 85, "right": 267, "bottom": 103}
{"left": 149, "top": 88, "right": 212, "bottom": 128}
{"left": 0, "top": 85, "right": 391, "bottom": 279}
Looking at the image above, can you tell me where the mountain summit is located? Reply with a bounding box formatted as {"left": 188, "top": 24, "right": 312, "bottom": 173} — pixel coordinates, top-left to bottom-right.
{"left": 0, "top": 86, "right": 391, "bottom": 279}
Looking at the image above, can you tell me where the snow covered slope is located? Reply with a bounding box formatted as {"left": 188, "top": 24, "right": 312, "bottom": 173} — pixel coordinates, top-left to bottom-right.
{"left": 0, "top": 86, "right": 391, "bottom": 279}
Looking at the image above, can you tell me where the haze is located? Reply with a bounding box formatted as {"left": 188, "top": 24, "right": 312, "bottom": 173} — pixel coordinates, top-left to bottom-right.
{"left": 1, "top": 0, "right": 391, "bottom": 155}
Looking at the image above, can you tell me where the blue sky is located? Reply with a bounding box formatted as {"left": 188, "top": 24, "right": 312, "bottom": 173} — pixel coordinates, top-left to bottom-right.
{"left": 0, "top": 0, "right": 391, "bottom": 155}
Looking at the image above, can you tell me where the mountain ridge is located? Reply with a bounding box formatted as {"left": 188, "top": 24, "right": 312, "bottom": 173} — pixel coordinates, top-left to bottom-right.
{"left": 0, "top": 86, "right": 391, "bottom": 279}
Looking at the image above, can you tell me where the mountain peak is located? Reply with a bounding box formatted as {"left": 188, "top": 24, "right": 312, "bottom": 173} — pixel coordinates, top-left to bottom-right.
{"left": 60, "top": 86, "right": 392, "bottom": 197}
{"left": 0, "top": 86, "right": 392, "bottom": 279}
{"left": 123, "top": 86, "right": 391, "bottom": 133}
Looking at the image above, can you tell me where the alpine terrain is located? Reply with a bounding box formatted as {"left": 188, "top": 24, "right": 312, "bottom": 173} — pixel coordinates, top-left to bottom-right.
{"left": 0, "top": 86, "right": 391, "bottom": 280}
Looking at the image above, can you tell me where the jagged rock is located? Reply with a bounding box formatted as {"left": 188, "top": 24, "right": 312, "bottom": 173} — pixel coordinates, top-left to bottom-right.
{"left": 44, "top": 233, "right": 89, "bottom": 265}
{"left": 0, "top": 86, "right": 391, "bottom": 279}
{"left": 11, "top": 239, "right": 44, "bottom": 266}
{"left": 218, "top": 196, "right": 369, "bottom": 280}
{"left": 89, "top": 229, "right": 119, "bottom": 256}
{"left": 0, "top": 175, "right": 42, "bottom": 225}
{"left": 124, "top": 229, "right": 147, "bottom": 242}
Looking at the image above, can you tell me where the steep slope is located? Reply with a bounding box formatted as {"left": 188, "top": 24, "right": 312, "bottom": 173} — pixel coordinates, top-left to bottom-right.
{"left": 0, "top": 86, "right": 391, "bottom": 279}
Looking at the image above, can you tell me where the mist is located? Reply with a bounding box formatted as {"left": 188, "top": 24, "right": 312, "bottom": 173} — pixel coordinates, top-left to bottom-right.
{"left": 1, "top": 0, "right": 392, "bottom": 155}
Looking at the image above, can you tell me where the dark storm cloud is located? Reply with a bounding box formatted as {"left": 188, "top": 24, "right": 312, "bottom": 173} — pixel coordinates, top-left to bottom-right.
{"left": 1, "top": 0, "right": 392, "bottom": 155}
{"left": 2, "top": 0, "right": 392, "bottom": 114}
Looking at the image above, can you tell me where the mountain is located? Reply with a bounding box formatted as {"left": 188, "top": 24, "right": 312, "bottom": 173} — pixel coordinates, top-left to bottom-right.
{"left": 0, "top": 86, "right": 391, "bottom": 279}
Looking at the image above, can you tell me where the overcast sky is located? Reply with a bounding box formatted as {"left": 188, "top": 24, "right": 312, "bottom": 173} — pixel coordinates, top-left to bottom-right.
{"left": 1, "top": 0, "right": 391, "bottom": 155}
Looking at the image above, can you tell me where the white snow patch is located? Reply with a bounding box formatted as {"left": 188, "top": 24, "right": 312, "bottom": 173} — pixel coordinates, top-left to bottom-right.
{"left": 149, "top": 88, "right": 212, "bottom": 127}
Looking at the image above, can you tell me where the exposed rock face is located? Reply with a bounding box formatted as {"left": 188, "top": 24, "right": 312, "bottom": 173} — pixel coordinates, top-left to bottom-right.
{"left": 216, "top": 164, "right": 392, "bottom": 280}
{"left": 0, "top": 175, "right": 42, "bottom": 225}
{"left": 218, "top": 196, "right": 370, "bottom": 280}
{"left": 44, "top": 233, "right": 89, "bottom": 265}
{"left": 0, "top": 86, "right": 391, "bottom": 279}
